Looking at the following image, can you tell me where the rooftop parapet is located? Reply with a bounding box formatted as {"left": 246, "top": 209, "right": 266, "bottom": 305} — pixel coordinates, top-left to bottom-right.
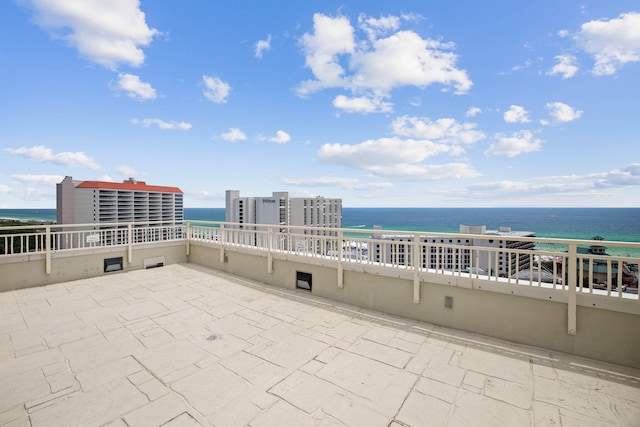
{"left": 1, "top": 220, "right": 639, "bottom": 367}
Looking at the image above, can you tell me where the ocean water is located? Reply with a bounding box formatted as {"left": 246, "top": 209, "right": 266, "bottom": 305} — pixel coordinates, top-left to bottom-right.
{"left": 1, "top": 207, "right": 639, "bottom": 243}
{"left": 339, "top": 208, "right": 640, "bottom": 258}
{"left": 184, "top": 207, "right": 640, "bottom": 243}
{"left": 340, "top": 207, "right": 640, "bottom": 243}
{"left": 0, "top": 209, "right": 58, "bottom": 223}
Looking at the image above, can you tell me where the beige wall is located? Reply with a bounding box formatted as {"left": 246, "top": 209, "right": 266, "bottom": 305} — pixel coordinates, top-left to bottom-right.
{"left": 187, "top": 243, "right": 640, "bottom": 367}
{"left": 1, "top": 241, "right": 637, "bottom": 367}
{"left": 0, "top": 244, "right": 187, "bottom": 292}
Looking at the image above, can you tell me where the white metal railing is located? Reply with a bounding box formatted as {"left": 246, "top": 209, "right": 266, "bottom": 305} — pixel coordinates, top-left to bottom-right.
{"left": 185, "top": 221, "right": 639, "bottom": 300}
{"left": 0, "top": 221, "right": 186, "bottom": 273}
{"left": 1, "top": 220, "right": 638, "bottom": 302}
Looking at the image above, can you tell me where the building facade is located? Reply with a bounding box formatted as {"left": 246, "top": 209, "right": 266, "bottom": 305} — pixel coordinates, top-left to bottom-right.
{"left": 225, "top": 190, "right": 342, "bottom": 234}
{"left": 373, "top": 224, "right": 535, "bottom": 276}
{"left": 56, "top": 176, "right": 184, "bottom": 226}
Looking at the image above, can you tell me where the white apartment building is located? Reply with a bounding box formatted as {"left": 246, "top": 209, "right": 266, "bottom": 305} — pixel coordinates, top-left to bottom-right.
{"left": 225, "top": 190, "right": 342, "bottom": 234}
{"left": 57, "top": 176, "right": 184, "bottom": 226}
{"left": 373, "top": 224, "right": 535, "bottom": 277}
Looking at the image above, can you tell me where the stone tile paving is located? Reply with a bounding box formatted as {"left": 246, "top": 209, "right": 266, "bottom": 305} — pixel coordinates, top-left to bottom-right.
{"left": 1, "top": 263, "right": 639, "bottom": 426}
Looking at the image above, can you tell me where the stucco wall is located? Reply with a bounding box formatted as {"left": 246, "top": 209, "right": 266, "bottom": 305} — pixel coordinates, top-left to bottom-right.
{"left": 187, "top": 243, "right": 640, "bottom": 367}
{"left": 0, "top": 243, "right": 187, "bottom": 292}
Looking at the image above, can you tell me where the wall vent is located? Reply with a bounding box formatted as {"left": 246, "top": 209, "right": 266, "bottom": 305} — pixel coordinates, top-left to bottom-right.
{"left": 144, "top": 256, "right": 165, "bottom": 269}
{"left": 104, "top": 257, "right": 123, "bottom": 273}
{"left": 296, "top": 271, "right": 312, "bottom": 291}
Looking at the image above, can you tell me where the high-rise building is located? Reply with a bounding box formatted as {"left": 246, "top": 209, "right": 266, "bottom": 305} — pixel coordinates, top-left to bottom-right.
{"left": 57, "top": 176, "right": 184, "bottom": 226}
{"left": 225, "top": 190, "right": 342, "bottom": 234}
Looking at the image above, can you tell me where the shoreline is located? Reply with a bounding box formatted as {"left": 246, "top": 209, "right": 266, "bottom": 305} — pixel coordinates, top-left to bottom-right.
{"left": 0, "top": 218, "right": 56, "bottom": 225}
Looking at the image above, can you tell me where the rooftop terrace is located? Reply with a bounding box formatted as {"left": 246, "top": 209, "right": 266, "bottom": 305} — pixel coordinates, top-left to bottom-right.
{"left": 1, "top": 263, "right": 639, "bottom": 426}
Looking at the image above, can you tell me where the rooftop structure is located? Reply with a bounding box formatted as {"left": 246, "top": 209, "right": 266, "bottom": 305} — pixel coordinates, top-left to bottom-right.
{"left": 1, "top": 264, "right": 638, "bottom": 426}
{"left": 0, "top": 220, "right": 639, "bottom": 425}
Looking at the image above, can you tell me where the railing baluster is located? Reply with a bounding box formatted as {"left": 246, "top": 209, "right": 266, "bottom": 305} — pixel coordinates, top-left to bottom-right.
{"left": 267, "top": 226, "right": 273, "bottom": 273}
{"left": 606, "top": 259, "right": 612, "bottom": 296}
{"left": 413, "top": 234, "right": 420, "bottom": 303}
{"left": 1, "top": 221, "right": 638, "bottom": 302}
{"left": 567, "top": 243, "right": 577, "bottom": 335}
{"left": 45, "top": 226, "right": 51, "bottom": 274}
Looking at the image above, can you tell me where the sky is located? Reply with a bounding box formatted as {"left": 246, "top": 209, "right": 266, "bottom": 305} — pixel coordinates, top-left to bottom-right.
{"left": 1, "top": 1, "right": 640, "bottom": 208}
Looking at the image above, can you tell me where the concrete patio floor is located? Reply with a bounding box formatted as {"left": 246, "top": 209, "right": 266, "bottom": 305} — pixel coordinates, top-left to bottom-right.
{"left": 1, "top": 263, "right": 639, "bottom": 426}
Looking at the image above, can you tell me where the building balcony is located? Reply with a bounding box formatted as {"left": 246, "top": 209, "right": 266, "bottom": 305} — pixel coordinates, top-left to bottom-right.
{"left": 0, "top": 221, "right": 639, "bottom": 425}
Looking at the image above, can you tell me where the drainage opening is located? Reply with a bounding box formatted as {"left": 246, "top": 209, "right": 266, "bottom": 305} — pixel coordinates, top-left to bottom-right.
{"left": 144, "top": 256, "right": 165, "bottom": 269}
{"left": 296, "top": 271, "right": 312, "bottom": 291}
{"left": 204, "top": 333, "right": 223, "bottom": 342}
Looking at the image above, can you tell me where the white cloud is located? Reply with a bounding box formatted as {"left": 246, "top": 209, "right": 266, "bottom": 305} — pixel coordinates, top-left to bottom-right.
{"left": 484, "top": 130, "right": 543, "bottom": 157}
{"left": 461, "top": 163, "right": 640, "bottom": 200}
{"left": 220, "top": 128, "right": 247, "bottom": 142}
{"left": 10, "top": 174, "right": 64, "bottom": 184}
{"left": 465, "top": 180, "right": 594, "bottom": 199}
{"left": 24, "top": 0, "right": 158, "bottom": 69}
{"left": 281, "top": 176, "right": 393, "bottom": 191}
{"left": 575, "top": 12, "right": 640, "bottom": 76}
{"left": 98, "top": 175, "right": 114, "bottom": 182}
{"left": 503, "top": 105, "right": 531, "bottom": 123}
{"left": 367, "top": 163, "right": 481, "bottom": 180}
{"left": 268, "top": 130, "right": 291, "bottom": 144}
{"left": 184, "top": 189, "right": 223, "bottom": 201}
{"left": 351, "top": 181, "right": 394, "bottom": 191}
{"left": 116, "top": 165, "right": 139, "bottom": 176}
{"left": 466, "top": 107, "right": 482, "bottom": 117}
{"left": 350, "top": 31, "right": 472, "bottom": 94}
{"left": 298, "top": 13, "right": 355, "bottom": 95}
{"left": 4, "top": 145, "right": 100, "bottom": 170}
{"left": 131, "top": 118, "right": 191, "bottom": 130}
{"left": 318, "top": 137, "right": 450, "bottom": 170}
{"left": 316, "top": 136, "right": 472, "bottom": 181}
{"left": 114, "top": 73, "right": 156, "bottom": 100}
{"left": 511, "top": 59, "right": 533, "bottom": 72}
{"left": 0, "top": 185, "right": 10, "bottom": 194}
{"left": 255, "top": 34, "right": 272, "bottom": 58}
{"left": 593, "top": 163, "right": 640, "bottom": 187}
{"left": 391, "top": 116, "right": 485, "bottom": 145}
{"left": 545, "top": 102, "right": 583, "bottom": 123}
{"left": 202, "top": 75, "right": 231, "bottom": 103}
{"left": 297, "top": 13, "right": 472, "bottom": 104}
{"left": 547, "top": 54, "right": 579, "bottom": 79}
{"left": 7, "top": 187, "right": 53, "bottom": 202}
{"left": 358, "top": 14, "right": 400, "bottom": 41}
{"left": 333, "top": 95, "right": 392, "bottom": 114}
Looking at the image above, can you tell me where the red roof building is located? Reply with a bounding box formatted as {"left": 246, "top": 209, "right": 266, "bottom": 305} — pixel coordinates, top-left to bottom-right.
{"left": 57, "top": 176, "right": 184, "bottom": 225}
{"left": 75, "top": 179, "right": 182, "bottom": 194}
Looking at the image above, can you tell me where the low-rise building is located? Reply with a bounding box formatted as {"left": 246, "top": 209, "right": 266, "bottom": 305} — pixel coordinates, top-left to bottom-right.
{"left": 372, "top": 224, "right": 536, "bottom": 276}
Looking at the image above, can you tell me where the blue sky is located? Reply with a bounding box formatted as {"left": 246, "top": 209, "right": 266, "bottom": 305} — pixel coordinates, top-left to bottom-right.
{"left": 1, "top": 1, "right": 639, "bottom": 208}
